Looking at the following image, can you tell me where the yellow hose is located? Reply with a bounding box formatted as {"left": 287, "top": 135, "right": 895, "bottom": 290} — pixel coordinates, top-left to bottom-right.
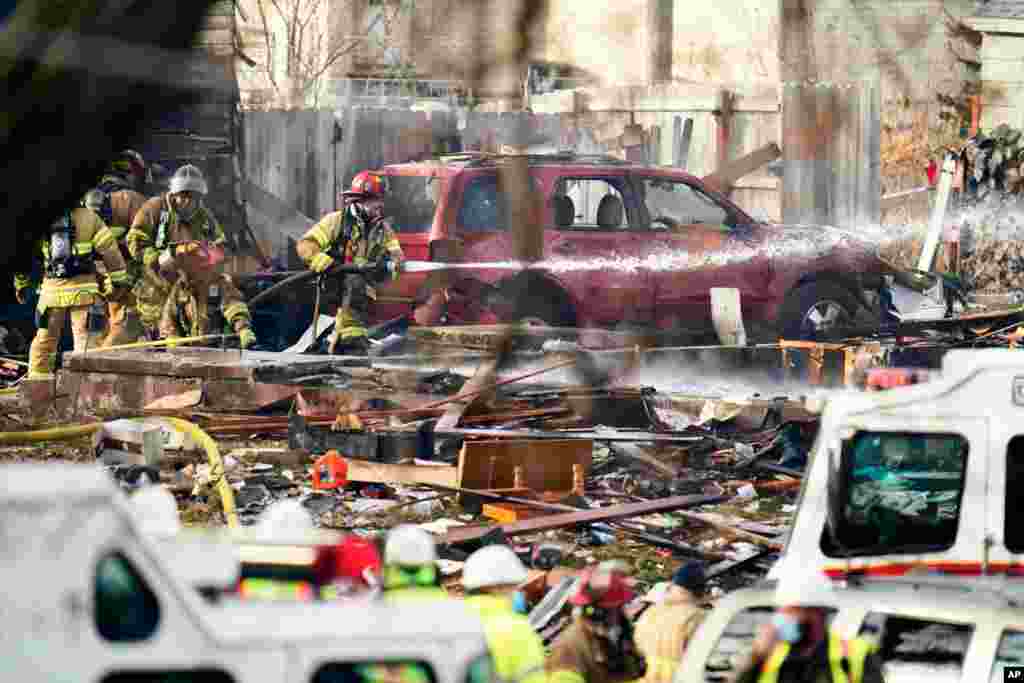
{"left": 159, "top": 417, "right": 239, "bottom": 528}
{"left": 0, "top": 422, "right": 102, "bottom": 444}
{"left": 0, "top": 417, "right": 237, "bottom": 528}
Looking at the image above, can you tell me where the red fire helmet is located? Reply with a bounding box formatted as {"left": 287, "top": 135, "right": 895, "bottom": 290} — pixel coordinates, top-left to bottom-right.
{"left": 569, "top": 562, "right": 635, "bottom": 608}
{"left": 314, "top": 535, "right": 382, "bottom": 587}
{"left": 343, "top": 171, "right": 386, "bottom": 199}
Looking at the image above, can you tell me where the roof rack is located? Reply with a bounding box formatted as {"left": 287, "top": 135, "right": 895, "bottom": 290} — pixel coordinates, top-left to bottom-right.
{"left": 443, "top": 151, "right": 632, "bottom": 168}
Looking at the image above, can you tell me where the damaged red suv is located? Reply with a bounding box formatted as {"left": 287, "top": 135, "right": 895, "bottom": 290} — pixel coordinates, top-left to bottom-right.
{"left": 371, "top": 153, "right": 885, "bottom": 341}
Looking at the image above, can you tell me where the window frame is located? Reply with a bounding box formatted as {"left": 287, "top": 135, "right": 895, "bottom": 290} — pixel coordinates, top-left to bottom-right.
{"left": 549, "top": 175, "right": 635, "bottom": 231}
{"left": 822, "top": 430, "right": 970, "bottom": 558}
{"left": 629, "top": 175, "right": 740, "bottom": 231}
{"left": 857, "top": 612, "right": 974, "bottom": 682}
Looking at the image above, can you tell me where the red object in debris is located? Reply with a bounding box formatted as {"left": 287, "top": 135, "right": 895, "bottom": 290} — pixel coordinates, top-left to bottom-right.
{"left": 926, "top": 159, "right": 939, "bottom": 186}
{"left": 313, "top": 535, "right": 382, "bottom": 588}
{"left": 865, "top": 368, "right": 930, "bottom": 391}
{"left": 311, "top": 450, "right": 348, "bottom": 490}
{"left": 570, "top": 564, "right": 635, "bottom": 608}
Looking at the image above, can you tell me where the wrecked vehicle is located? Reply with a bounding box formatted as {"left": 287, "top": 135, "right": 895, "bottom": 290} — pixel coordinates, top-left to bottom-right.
{"left": 2, "top": 464, "right": 491, "bottom": 683}
{"left": 674, "top": 576, "right": 1024, "bottom": 683}
{"left": 373, "top": 152, "right": 888, "bottom": 341}
{"left": 770, "top": 349, "right": 1024, "bottom": 584}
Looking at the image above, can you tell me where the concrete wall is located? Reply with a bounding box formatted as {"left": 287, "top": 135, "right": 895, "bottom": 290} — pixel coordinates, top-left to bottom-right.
{"left": 979, "top": 30, "right": 1024, "bottom": 131}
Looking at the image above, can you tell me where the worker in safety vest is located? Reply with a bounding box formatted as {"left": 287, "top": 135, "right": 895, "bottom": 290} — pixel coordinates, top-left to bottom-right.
{"left": 87, "top": 149, "right": 150, "bottom": 347}
{"left": 126, "top": 164, "right": 256, "bottom": 348}
{"left": 632, "top": 562, "right": 710, "bottom": 683}
{"left": 295, "top": 171, "right": 404, "bottom": 356}
{"left": 730, "top": 605, "right": 885, "bottom": 683}
{"left": 381, "top": 524, "right": 447, "bottom": 602}
{"left": 546, "top": 561, "right": 647, "bottom": 683}
{"left": 14, "top": 200, "right": 130, "bottom": 380}
{"left": 461, "top": 545, "right": 546, "bottom": 683}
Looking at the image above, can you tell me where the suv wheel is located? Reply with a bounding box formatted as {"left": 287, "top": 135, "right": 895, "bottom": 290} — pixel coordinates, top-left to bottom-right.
{"left": 778, "top": 281, "right": 859, "bottom": 340}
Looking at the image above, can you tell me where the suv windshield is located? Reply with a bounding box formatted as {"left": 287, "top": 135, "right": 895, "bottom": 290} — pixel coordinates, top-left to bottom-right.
{"left": 384, "top": 175, "right": 439, "bottom": 233}
{"left": 823, "top": 432, "right": 968, "bottom": 556}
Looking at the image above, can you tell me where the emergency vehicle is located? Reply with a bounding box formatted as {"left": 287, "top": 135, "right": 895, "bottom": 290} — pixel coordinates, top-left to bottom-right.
{"left": 770, "top": 349, "right": 1024, "bottom": 583}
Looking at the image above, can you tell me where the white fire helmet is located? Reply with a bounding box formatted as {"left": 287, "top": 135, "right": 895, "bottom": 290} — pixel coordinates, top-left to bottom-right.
{"left": 169, "top": 164, "right": 208, "bottom": 195}
{"left": 384, "top": 524, "right": 437, "bottom": 566}
{"left": 462, "top": 544, "right": 529, "bottom": 591}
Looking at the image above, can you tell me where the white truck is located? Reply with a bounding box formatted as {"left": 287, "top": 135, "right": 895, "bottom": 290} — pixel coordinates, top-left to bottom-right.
{"left": 770, "top": 348, "right": 1024, "bottom": 584}
{"left": 2, "top": 464, "right": 491, "bottom": 683}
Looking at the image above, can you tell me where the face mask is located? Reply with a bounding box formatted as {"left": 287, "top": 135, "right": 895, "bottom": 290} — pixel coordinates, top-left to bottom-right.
{"left": 772, "top": 613, "right": 803, "bottom": 644}
{"left": 511, "top": 591, "right": 528, "bottom": 614}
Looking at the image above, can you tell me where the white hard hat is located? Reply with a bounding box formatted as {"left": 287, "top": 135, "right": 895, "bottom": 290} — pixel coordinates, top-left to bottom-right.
{"left": 258, "top": 500, "right": 313, "bottom": 533}
{"left": 129, "top": 485, "right": 181, "bottom": 537}
{"left": 462, "top": 544, "right": 529, "bottom": 591}
{"left": 384, "top": 524, "right": 437, "bottom": 566}
{"left": 169, "top": 164, "right": 208, "bottom": 195}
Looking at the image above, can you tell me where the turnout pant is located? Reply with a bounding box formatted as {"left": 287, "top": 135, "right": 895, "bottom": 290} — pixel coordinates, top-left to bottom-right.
{"left": 331, "top": 274, "right": 372, "bottom": 351}
{"left": 27, "top": 306, "right": 91, "bottom": 378}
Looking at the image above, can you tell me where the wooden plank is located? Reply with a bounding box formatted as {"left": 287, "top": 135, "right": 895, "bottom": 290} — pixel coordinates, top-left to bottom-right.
{"left": 703, "top": 142, "right": 781, "bottom": 193}
{"left": 346, "top": 459, "right": 458, "bottom": 487}
{"left": 441, "top": 493, "right": 728, "bottom": 544}
{"left": 457, "top": 439, "right": 592, "bottom": 492}
{"left": 436, "top": 358, "right": 499, "bottom": 430}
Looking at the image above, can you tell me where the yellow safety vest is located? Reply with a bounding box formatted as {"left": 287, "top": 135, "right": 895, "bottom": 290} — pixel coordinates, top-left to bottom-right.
{"left": 757, "top": 630, "right": 879, "bottom": 683}
{"left": 464, "top": 595, "right": 547, "bottom": 683}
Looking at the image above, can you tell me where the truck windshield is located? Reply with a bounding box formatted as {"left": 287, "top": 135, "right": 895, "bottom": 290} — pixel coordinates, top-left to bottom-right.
{"left": 384, "top": 175, "right": 439, "bottom": 233}
{"left": 824, "top": 431, "right": 968, "bottom": 557}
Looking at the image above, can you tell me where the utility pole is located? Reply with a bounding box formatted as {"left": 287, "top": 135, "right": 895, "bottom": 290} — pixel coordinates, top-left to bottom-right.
{"left": 646, "top": 0, "right": 674, "bottom": 84}
{"left": 780, "top": 0, "right": 827, "bottom": 225}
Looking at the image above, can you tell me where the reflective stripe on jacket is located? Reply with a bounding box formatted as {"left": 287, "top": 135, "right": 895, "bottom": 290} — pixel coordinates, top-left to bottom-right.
{"left": 757, "top": 630, "right": 880, "bottom": 683}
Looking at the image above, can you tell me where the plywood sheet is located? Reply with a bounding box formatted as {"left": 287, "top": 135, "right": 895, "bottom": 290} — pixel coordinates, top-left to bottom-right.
{"left": 457, "top": 438, "right": 592, "bottom": 493}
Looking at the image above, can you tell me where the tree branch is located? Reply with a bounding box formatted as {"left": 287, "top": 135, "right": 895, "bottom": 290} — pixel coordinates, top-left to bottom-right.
{"left": 254, "top": 0, "right": 279, "bottom": 92}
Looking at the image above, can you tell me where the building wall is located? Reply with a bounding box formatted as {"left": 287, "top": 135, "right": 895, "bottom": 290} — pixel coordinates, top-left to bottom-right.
{"left": 978, "top": 31, "right": 1024, "bottom": 131}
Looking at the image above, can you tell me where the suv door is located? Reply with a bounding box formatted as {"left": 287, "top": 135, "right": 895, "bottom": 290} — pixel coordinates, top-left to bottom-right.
{"left": 543, "top": 173, "right": 653, "bottom": 326}
{"left": 630, "top": 173, "right": 769, "bottom": 338}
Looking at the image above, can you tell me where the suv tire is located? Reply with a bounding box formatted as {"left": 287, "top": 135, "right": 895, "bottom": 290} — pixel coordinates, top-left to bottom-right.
{"left": 778, "top": 281, "right": 859, "bottom": 340}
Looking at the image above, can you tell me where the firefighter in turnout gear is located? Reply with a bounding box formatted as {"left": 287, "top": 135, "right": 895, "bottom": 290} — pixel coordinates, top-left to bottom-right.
{"left": 730, "top": 606, "right": 885, "bottom": 683}
{"left": 14, "top": 204, "right": 129, "bottom": 379}
{"left": 546, "top": 562, "right": 647, "bottom": 683}
{"left": 87, "top": 150, "right": 149, "bottom": 347}
{"left": 296, "top": 171, "right": 404, "bottom": 356}
{"left": 126, "top": 164, "right": 256, "bottom": 349}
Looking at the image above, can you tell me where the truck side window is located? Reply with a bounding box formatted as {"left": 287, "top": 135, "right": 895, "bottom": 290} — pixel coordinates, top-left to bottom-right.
{"left": 457, "top": 176, "right": 507, "bottom": 232}
{"left": 991, "top": 629, "right": 1024, "bottom": 683}
{"left": 859, "top": 614, "right": 972, "bottom": 683}
{"left": 102, "top": 672, "right": 234, "bottom": 683}
{"left": 824, "top": 431, "right": 968, "bottom": 557}
{"left": 95, "top": 552, "right": 160, "bottom": 642}
{"left": 1006, "top": 437, "right": 1024, "bottom": 552}
{"left": 702, "top": 606, "right": 837, "bottom": 682}
{"left": 312, "top": 661, "right": 437, "bottom": 683}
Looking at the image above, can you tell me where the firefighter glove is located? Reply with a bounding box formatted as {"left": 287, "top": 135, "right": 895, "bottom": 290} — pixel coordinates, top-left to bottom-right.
{"left": 238, "top": 327, "right": 257, "bottom": 350}
{"left": 371, "top": 255, "right": 397, "bottom": 283}
{"left": 310, "top": 253, "right": 334, "bottom": 274}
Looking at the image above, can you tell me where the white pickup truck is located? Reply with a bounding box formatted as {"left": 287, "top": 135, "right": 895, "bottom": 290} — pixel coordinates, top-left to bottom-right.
{"left": 2, "top": 464, "right": 491, "bottom": 683}
{"left": 771, "top": 348, "right": 1024, "bottom": 584}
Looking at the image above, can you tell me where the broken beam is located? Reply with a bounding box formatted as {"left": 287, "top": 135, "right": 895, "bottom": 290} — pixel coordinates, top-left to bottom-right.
{"left": 703, "top": 142, "right": 781, "bottom": 194}
{"left": 441, "top": 493, "right": 727, "bottom": 545}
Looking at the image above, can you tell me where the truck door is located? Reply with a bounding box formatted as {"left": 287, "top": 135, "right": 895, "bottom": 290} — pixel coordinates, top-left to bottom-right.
{"left": 818, "top": 415, "right": 986, "bottom": 577}
{"left": 545, "top": 174, "right": 653, "bottom": 327}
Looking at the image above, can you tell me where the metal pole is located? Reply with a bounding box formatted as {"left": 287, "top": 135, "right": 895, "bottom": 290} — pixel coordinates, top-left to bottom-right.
{"left": 917, "top": 152, "right": 957, "bottom": 273}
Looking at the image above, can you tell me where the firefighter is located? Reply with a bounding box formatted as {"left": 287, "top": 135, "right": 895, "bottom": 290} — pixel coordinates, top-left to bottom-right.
{"left": 730, "top": 605, "right": 886, "bottom": 683}
{"left": 14, "top": 201, "right": 130, "bottom": 380}
{"left": 461, "top": 545, "right": 546, "bottom": 683}
{"left": 633, "top": 562, "right": 710, "bottom": 683}
{"left": 87, "top": 149, "right": 150, "bottom": 347}
{"left": 546, "top": 561, "right": 647, "bottom": 683}
{"left": 126, "top": 164, "right": 256, "bottom": 348}
{"left": 296, "top": 171, "right": 404, "bottom": 356}
{"left": 381, "top": 524, "right": 447, "bottom": 603}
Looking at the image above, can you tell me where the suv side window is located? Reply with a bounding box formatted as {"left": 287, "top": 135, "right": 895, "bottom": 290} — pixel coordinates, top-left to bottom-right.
{"left": 991, "top": 629, "right": 1024, "bottom": 683}
{"left": 702, "top": 606, "right": 837, "bottom": 682}
{"left": 95, "top": 552, "right": 160, "bottom": 642}
{"left": 859, "top": 613, "right": 972, "bottom": 683}
{"left": 457, "top": 175, "right": 507, "bottom": 232}
{"left": 312, "top": 661, "right": 438, "bottom": 683}
{"left": 635, "top": 177, "right": 732, "bottom": 229}
{"left": 552, "top": 178, "right": 630, "bottom": 230}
